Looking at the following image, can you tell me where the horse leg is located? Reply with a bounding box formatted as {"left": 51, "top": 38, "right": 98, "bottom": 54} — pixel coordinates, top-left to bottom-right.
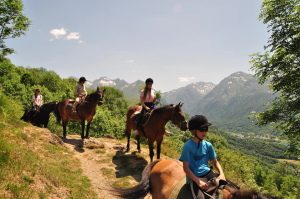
{"left": 148, "top": 140, "right": 154, "bottom": 162}
{"left": 126, "top": 134, "right": 131, "bottom": 152}
{"left": 125, "top": 125, "right": 132, "bottom": 152}
{"left": 85, "top": 122, "right": 91, "bottom": 139}
{"left": 44, "top": 117, "right": 49, "bottom": 128}
{"left": 156, "top": 136, "right": 163, "bottom": 160}
{"left": 81, "top": 120, "right": 85, "bottom": 139}
{"left": 62, "top": 121, "right": 68, "bottom": 138}
{"left": 136, "top": 135, "right": 141, "bottom": 153}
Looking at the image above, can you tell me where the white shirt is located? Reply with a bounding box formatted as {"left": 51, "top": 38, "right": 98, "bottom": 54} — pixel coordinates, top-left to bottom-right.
{"left": 32, "top": 94, "right": 43, "bottom": 107}
{"left": 140, "top": 89, "right": 156, "bottom": 103}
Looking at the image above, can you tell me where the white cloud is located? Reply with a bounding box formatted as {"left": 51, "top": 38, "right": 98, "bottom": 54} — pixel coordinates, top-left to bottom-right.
{"left": 66, "top": 32, "right": 80, "bottom": 40}
{"left": 178, "top": 76, "right": 196, "bottom": 83}
{"left": 50, "top": 28, "right": 67, "bottom": 39}
{"left": 127, "top": 59, "right": 135, "bottom": 63}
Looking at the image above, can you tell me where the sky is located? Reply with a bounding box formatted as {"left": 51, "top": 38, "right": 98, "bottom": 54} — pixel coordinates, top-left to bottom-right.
{"left": 7, "top": 0, "right": 269, "bottom": 92}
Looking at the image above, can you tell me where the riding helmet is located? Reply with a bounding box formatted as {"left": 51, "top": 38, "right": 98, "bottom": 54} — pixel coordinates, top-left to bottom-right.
{"left": 145, "top": 78, "right": 153, "bottom": 84}
{"left": 188, "top": 115, "right": 211, "bottom": 131}
{"left": 79, "top": 77, "right": 87, "bottom": 82}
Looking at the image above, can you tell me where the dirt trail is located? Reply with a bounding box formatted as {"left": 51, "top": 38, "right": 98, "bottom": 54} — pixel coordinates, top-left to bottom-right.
{"left": 62, "top": 134, "right": 152, "bottom": 199}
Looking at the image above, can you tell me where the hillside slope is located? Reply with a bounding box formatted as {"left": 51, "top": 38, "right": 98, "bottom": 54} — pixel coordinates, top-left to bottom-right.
{"left": 0, "top": 123, "right": 97, "bottom": 199}
{"left": 0, "top": 121, "right": 153, "bottom": 199}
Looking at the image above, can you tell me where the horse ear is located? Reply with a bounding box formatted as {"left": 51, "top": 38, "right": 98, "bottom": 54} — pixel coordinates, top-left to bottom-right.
{"left": 96, "top": 86, "right": 99, "bottom": 91}
{"left": 180, "top": 102, "right": 184, "bottom": 107}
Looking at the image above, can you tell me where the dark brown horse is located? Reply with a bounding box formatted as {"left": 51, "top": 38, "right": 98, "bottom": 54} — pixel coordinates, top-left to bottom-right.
{"left": 113, "top": 159, "right": 280, "bottom": 199}
{"left": 55, "top": 87, "right": 105, "bottom": 139}
{"left": 125, "top": 103, "right": 188, "bottom": 162}
{"left": 21, "top": 102, "right": 57, "bottom": 128}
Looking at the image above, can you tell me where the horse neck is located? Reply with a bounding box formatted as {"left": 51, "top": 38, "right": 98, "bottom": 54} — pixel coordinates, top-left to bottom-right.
{"left": 41, "top": 104, "right": 55, "bottom": 114}
{"left": 230, "top": 190, "right": 266, "bottom": 199}
{"left": 153, "top": 107, "right": 175, "bottom": 126}
{"left": 83, "top": 97, "right": 98, "bottom": 111}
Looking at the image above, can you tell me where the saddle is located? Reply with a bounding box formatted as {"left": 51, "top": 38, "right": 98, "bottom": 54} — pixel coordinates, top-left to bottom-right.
{"left": 136, "top": 109, "right": 153, "bottom": 130}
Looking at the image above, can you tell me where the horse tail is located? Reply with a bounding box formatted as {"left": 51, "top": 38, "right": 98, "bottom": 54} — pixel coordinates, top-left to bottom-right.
{"left": 112, "top": 160, "right": 160, "bottom": 199}
{"left": 53, "top": 102, "right": 61, "bottom": 123}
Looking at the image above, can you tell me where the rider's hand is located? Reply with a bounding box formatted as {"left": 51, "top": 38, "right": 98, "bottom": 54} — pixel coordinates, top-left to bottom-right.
{"left": 198, "top": 180, "right": 208, "bottom": 190}
{"left": 217, "top": 174, "right": 226, "bottom": 181}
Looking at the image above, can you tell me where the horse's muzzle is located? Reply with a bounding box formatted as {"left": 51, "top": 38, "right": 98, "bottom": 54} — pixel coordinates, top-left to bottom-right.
{"left": 180, "top": 121, "right": 188, "bottom": 131}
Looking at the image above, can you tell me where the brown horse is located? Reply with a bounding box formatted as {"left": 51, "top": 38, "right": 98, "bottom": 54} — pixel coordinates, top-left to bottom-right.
{"left": 113, "top": 159, "right": 280, "bottom": 199}
{"left": 125, "top": 103, "right": 188, "bottom": 162}
{"left": 55, "top": 87, "right": 105, "bottom": 139}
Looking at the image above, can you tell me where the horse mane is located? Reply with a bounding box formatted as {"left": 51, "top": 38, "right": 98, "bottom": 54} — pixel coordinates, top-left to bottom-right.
{"left": 85, "top": 90, "right": 101, "bottom": 101}
{"left": 152, "top": 104, "right": 175, "bottom": 114}
{"left": 232, "top": 189, "right": 281, "bottom": 199}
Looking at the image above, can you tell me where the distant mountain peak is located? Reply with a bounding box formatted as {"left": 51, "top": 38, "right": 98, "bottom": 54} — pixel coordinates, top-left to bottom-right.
{"left": 86, "top": 76, "right": 144, "bottom": 100}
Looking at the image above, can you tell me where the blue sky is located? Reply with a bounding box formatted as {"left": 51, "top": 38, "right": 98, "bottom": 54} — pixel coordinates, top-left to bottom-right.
{"left": 7, "top": 0, "right": 269, "bottom": 92}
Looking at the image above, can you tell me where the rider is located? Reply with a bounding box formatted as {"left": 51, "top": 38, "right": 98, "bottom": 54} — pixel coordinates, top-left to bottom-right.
{"left": 179, "top": 115, "right": 226, "bottom": 199}
{"left": 73, "top": 76, "right": 88, "bottom": 112}
{"left": 137, "top": 78, "right": 156, "bottom": 129}
{"left": 32, "top": 88, "right": 43, "bottom": 111}
{"left": 140, "top": 78, "right": 156, "bottom": 110}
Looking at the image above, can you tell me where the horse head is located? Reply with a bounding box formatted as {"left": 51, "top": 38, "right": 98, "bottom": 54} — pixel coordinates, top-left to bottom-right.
{"left": 170, "top": 102, "right": 188, "bottom": 131}
{"left": 228, "top": 189, "right": 281, "bottom": 199}
{"left": 96, "top": 86, "right": 105, "bottom": 105}
{"left": 87, "top": 87, "right": 105, "bottom": 105}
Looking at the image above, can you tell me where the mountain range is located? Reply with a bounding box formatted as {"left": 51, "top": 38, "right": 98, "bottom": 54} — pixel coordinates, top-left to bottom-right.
{"left": 87, "top": 77, "right": 144, "bottom": 101}
{"left": 163, "top": 72, "right": 275, "bottom": 133}
{"left": 87, "top": 72, "right": 276, "bottom": 133}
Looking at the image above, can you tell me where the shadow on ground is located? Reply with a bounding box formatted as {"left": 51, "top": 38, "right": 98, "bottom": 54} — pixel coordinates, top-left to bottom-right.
{"left": 112, "top": 149, "right": 148, "bottom": 182}
{"left": 62, "top": 137, "right": 85, "bottom": 153}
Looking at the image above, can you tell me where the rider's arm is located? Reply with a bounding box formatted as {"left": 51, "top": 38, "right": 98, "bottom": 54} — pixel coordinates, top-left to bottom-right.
{"left": 83, "top": 85, "right": 87, "bottom": 96}
{"left": 140, "top": 90, "right": 150, "bottom": 110}
{"left": 140, "top": 90, "right": 145, "bottom": 104}
{"left": 183, "top": 161, "right": 208, "bottom": 190}
{"left": 39, "top": 95, "right": 43, "bottom": 106}
{"left": 211, "top": 159, "right": 226, "bottom": 180}
{"left": 74, "top": 85, "right": 79, "bottom": 97}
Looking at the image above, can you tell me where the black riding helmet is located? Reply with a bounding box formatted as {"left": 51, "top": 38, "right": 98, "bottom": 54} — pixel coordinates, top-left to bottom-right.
{"left": 79, "top": 77, "right": 87, "bottom": 83}
{"left": 145, "top": 78, "right": 153, "bottom": 84}
{"left": 188, "top": 115, "right": 211, "bottom": 131}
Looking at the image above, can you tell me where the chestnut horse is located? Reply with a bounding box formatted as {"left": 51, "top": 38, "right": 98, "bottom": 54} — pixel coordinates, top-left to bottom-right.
{"left": 55, "top": 87, "right": 105, "bottom": 139}
{"left": 125, "top": 103, "right": 188, "bottom": 162}
{"left": 113, "top": 159, "right": 280, "bottom": 199}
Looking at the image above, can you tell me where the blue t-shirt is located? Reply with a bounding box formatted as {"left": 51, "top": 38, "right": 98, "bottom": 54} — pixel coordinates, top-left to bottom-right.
{"left": 179, "top": 139, "right": 217, "bottom": 178}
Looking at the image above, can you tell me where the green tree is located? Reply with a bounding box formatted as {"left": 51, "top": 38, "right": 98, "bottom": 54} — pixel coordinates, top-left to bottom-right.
{"left": 251, "top": 0, "right": 300, "bottom": 156}
{"left": 0, "top": 0, "right": 30, "bottom": 57}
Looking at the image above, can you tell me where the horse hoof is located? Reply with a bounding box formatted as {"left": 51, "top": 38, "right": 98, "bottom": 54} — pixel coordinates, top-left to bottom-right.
{"left": 137, "top": 149, "right": 141, "bottom": 153}
{"left": 81, "top": 136, "right": 85, "bottom": 139}
{"left": 85, "top": 136, "right": 90, "bottom": 139}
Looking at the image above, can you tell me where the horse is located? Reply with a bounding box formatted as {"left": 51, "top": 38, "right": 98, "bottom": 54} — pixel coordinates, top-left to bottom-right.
{"left": 21, "top": 102, "right": 57, "bottom": 128}
{"left": 55, "top": 87, "right": 105, "bottom": 139}
{"left": 113, "top": 159, "right": 281, "bottom": 199}
{"left": 125, "top": 103, "right": 188, "bottom": 162}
